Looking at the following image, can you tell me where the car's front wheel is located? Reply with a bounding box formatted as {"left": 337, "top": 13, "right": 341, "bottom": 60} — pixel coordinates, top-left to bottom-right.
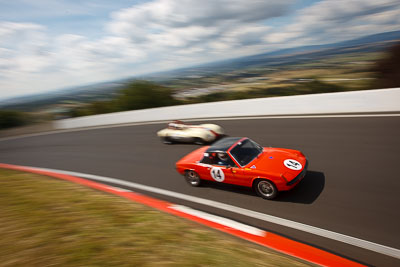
{"left": 254, "top": 179, "right": 278, "bottom": 200}
{"left": 185, "top": 170, "right": 201, "bottom": 187}
{"left": 161, "top": 137, "right": 173, "bottom": 144}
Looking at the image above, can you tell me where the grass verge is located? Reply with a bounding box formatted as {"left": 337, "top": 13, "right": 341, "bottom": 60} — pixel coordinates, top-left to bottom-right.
{"left": 0, "top": 168, "right": 313, "bottom": 266}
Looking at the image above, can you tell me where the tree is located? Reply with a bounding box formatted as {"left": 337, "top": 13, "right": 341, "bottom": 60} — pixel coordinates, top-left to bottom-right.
{"left": 115, "top": 81, "right": 179, "bottom": 111}
{"left": 373, "top": 42, "right": 400, "bottom": 88}
{"left": 89, "top": 101, "right": 115, "bottom": 114}
{"left": 0, "top": 110, "right": 30, "bottom": 129}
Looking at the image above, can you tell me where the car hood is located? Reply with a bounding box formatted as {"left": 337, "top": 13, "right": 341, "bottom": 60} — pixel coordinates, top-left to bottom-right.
{"left": 245, "top": 147, "right": 307, "bottom": 177}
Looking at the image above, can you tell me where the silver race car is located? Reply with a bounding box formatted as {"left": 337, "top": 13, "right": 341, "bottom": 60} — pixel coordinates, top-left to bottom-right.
{"left": 157, "top": 120, "right": 224, "bottom": 145}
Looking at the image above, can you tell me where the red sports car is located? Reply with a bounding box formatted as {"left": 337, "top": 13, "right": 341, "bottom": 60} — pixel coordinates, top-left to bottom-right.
{"left": 176, "top": 137, "right": 308, "bottom": 199}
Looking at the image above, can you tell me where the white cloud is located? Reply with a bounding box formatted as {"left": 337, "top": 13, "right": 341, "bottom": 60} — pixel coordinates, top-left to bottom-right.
{"left": 103, "top": 0, "right": 284, "bottom": 71}
{"left": 264, "top": 0, "right": 400, "bottom": 45}
{"left": 0, "top": 21, "right": 52, "bottom": 78}
{"left": 1, "top": 0, "right": 400, "bottom": 100}
{"left": 1, "top": 0, "right": 295, "bottom": 100}
{"left": 108, "top": 0, "right": 292, "bottom": 32}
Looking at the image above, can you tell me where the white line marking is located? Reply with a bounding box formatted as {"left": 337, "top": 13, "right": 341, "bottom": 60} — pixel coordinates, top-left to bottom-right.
{"left": 206, "top": 113, "right": 400, "bottom": 121}
{"left": 169, "top": 204, "right": 266, "bottom": 237}
{"left": 23, "top": 165, "right": 400, "bottom": 259}
{"left": 1, "top": 113, "right": 400, "bottom": 142}
{"left": 105, "top": 185, "right": 132, "bottom": 192}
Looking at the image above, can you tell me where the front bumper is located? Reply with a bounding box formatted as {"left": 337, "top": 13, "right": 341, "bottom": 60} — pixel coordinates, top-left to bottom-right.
{"left": 286, "top": 160, "right": 308, "bottom": 186}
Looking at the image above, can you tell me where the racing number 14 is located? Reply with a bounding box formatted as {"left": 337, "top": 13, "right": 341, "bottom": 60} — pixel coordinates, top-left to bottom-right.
{"left": 210, "top": 167, "right": 225, "bottom": 182}
{"left": 212, "top": 168, "right": 222, "bottom": 179}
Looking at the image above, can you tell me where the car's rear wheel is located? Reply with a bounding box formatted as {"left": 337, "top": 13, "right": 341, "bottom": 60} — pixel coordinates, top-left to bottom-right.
{"left": 194, "top": 137, "right": 205, "bottom": 145}
{"left": 185, "top": 170, "right": 201, "bottom": 187}
{"left": 254, "top": 179, "right": 278, "bottom": 200}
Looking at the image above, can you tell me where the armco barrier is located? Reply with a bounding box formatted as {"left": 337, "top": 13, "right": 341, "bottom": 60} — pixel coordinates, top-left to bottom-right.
{"left": 55, "top": 88, "right": 400, "bottom": 129}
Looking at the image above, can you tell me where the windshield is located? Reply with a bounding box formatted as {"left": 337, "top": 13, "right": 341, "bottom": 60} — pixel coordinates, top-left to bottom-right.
{"left": 229, "top": 139, "right": 263, "bottom": 166}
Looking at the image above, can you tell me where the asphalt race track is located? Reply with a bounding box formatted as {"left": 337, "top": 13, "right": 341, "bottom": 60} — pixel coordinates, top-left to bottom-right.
{"left": 1, "top": 115, "right": 399, "bottom": 266}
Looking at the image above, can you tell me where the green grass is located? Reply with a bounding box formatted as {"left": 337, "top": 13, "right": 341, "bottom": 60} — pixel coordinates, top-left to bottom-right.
{"left": 0, "top": 169, "right": 313, "bottom": 267}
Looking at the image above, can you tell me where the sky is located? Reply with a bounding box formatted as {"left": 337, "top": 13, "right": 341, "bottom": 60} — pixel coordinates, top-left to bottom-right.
{"left": 1, "top": 0, "right": 400, "bottom": 101}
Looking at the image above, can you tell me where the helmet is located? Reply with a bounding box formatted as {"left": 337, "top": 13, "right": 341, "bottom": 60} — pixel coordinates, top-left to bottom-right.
{"left": 217, "top": 152, "right": 228, "bottom": 161}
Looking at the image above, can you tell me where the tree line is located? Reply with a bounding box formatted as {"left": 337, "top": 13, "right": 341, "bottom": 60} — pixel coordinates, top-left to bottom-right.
{"left": 69, "top": 81, "right": 180, "bottom": 117}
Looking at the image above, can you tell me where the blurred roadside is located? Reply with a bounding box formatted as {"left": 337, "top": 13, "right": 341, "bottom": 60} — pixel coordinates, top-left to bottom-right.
{"left": 1, "top": 40, "right": 399, "bottom": 137}
{"left": 0, "top": 121, "right": 54, "bottom": 139}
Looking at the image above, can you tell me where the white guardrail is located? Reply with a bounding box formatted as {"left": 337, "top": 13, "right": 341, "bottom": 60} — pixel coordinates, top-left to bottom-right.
{"left": 55, "top": 88, "right": 400, "bottom": 129}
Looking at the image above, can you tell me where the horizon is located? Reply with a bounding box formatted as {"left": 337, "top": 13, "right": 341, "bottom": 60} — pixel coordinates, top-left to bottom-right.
{"left": 0, "top": 28, "right": 398, "bottom": 105}
{"left": 1, "top": 0, "right": 400, "bottom": 101}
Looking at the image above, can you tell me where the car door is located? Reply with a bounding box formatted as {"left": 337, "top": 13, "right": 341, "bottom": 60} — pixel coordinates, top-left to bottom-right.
{"left": 208, "top": 164, "right": 236, "bottom": 184}
{"left": 194, "top": 162, "right": 235, "bottom": 184}
{"left": 227, "top": 166, "right": 252, "bottom": 187}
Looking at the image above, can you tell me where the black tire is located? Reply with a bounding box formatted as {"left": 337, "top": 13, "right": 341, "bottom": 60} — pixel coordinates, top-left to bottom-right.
{"left": 184, "top": 170, "right": 201, "bottom": 187}
{"left": 194, "top": 137, "right": 205, "bottom": 145}
{"left": 161, "top": 137, "right": 173, "bottom": 144}
{"left": 254, "top": 179, "right": 278, "bottom": 200}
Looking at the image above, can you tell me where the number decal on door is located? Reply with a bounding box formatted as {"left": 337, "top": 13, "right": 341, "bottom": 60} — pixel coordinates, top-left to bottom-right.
{"left": 210, "top": 167, "right": 225, "bottom": 182}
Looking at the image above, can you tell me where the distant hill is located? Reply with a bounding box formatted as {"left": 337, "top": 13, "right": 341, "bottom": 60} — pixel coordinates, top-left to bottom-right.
{"left": 1, "top": 30, "right": 399, "bottom": 111}
{"left": 0, "top": 81, "right": 127, "bottom": 111}
{"left": 156, "top": 30, "right": 400, "bottom": 76}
